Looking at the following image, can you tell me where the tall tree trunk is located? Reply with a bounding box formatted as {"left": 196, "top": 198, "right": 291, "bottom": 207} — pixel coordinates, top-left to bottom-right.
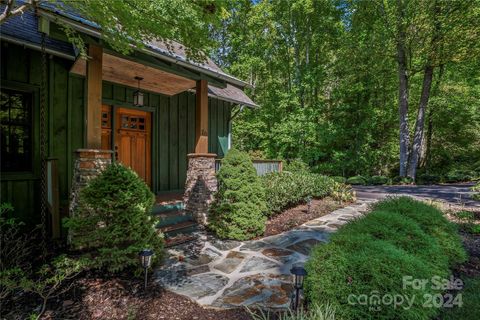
{"left": 423, "top": 64, "right": 444, "bottom": 170}
{"left": 396, "top": 0, "right": 410, "bottom": 177}
{"left": 407, "top": 65, "right": 434, "bottom": 179}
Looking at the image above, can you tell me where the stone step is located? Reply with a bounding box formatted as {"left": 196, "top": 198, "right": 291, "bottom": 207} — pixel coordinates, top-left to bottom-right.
{"left": 165, "top": 233, "right": 198, "bottom": 247}
{"left": 155, "top": 209, "right": 193, "bottom": 228}
{"left": 160, "top": 220, "right": 198, "bottom": 236}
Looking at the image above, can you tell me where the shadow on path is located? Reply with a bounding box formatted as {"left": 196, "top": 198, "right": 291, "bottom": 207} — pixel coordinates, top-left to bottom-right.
{"left": 353, "top": 183, "right": 479, "bottom": 208}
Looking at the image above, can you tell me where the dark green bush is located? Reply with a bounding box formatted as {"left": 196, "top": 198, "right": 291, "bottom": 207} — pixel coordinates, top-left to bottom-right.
{"left": 416, "top": 173, "right": 441, "bottom": 185}
{"left": 392, "top": 176, "right": 414, "bottom": 184}
{"left": 64, "top": 163, "right": 163, "bottom": 273}
{"left": 305, "top": 197, "right": 466, "bottom": 320}
{"left": 368, "top": 175, "right": 389, "bottom": 185}
{"left": 209, "top": 149, "right": 267, "bottom": 240}
{"left": 443, "top": 170, "right": 474, "bottom": 183}
{"left": 261, "top": 172, "right": 353, "bottom": 215}
{"left": 346, "top": 175, "right": 367, "bottom": 185}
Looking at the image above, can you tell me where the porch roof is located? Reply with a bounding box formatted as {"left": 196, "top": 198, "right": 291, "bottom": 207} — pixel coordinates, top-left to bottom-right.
{"left": 0, "top": 2, "right": 257, "bottom": 107}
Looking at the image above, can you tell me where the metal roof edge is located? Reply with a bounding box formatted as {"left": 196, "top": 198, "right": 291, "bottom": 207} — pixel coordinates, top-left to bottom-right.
{"left": 37, "top": 8, "right": 253, "bottom": 89}
{"left": 0, "top": 35, "right": 76, "bottom": 61}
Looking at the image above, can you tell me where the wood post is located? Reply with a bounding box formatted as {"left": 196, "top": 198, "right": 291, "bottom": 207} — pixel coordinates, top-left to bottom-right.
{"left": 195, "top": 79, "right": 209, "bottom": 153}
{"left": 86, "top": 44, "right": 103, "bottom": 149}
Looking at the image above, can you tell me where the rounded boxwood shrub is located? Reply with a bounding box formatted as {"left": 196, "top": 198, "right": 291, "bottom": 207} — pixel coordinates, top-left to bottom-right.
{"left": 373, "top": 197, "right": 467, "bottom": 266}
{"left": 368, "top": 175, "right": 389, "bottom": 185}
{"left": 305, "top": 234, "right": 439, "bottom": 320}
{"left": 64, "top": 163, "right": 163, "bottom": 273}
{"left": 346, "top": 175, "right": 367, "bottom": 185}
{"left": 305, "top": 197, "right": 466, "bottom": 320}
{"left": 209, "top": 149, "right": 267, "bottom": 240}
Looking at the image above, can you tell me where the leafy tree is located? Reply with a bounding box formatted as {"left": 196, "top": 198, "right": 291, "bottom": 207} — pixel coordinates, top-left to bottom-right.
{"left": 1, "top": 0, "right": 225, "bottom": 60}
{"left": 212, "top": 0, "right": 480, "bottom": 180}
{"left": 209, "top": 148, "right": 267, "bottom": 240}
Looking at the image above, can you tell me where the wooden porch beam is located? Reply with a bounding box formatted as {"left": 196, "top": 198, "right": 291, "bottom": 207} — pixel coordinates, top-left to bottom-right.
{"left": 195, "top": 79, "right": 209, "bottom": 153}
{"left": 86, "top": 44, "right": 103, "bottom": 149}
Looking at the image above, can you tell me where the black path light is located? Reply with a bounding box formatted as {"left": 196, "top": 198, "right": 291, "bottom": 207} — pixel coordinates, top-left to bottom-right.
{"left": 139, "top": 249, "right": 154, "bottom": 291}
{"left": 290, "top": 265, "right": 308, "bottom": 310}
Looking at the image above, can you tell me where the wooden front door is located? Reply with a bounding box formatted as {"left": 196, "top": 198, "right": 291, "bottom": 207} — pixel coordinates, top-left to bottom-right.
{"left": 111, "top": 107, "right": 151, "bottom": 186}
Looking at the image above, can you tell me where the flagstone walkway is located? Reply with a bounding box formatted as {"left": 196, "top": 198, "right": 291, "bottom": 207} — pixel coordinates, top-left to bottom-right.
{"left": 154, "top": 199, "right": 376, "bottom": 310}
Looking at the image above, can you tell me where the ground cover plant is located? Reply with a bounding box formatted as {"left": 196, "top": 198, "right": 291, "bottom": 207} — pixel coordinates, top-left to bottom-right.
{"left": 209, "top": 149, "right": 267, "bottom": 240}
{"left": 304, "top": 197, "right": 466, "bottom": 320}
{"left": 64, "top": 163, "right": 164, "bottom": 273}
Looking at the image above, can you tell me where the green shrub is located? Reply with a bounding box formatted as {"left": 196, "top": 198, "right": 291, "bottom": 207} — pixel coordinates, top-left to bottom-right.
{"left": 330, "top": 176, "right": 347, "bottom": 183}
{"left": 261, "top": 172, "right": 353, "bottom": 215}
{"left": 64, "top": 163, "right": 163, "bottom": 273}
{"left": 306, "top": 235, "right": 438, "bottom": 320}
{"left": 443, "top": 170, "right": 473, "bottom": 183}
{"left": 472, "top": 182, "right": 480, "bottom": 201}
{"left": 373, "top": 197, "right": 467, "bottom": 266}
{"left": 346, "top": 175, "right": 367, "bottom": 185}
{"left": 209, "top": 149, "right": 267, "bottom": 240}
{"left": 368, "top": 175, "right": 389, "bottom": 185}
{"left": 305, "top": 197, "right": 466, "bottom": 320}
{"left": 416, "top": 173, "right": 441, "bottom": 185}
{"left": 392, "top": 176, "right": 414, "bottom": 184}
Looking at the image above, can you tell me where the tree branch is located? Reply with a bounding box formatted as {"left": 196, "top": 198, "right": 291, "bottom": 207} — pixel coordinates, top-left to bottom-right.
{"left": 0, "top": 0, "right": 39, "bottom": 24}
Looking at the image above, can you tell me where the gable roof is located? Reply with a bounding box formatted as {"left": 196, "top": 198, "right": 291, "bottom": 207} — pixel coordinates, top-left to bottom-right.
{"left": 0, "top": 2, "right": 257, "bottom": 107}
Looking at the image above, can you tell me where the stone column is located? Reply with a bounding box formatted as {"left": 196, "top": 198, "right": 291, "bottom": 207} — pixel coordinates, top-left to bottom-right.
{"left": 184, "top": 153, "right": 217, "bottom": 225}
{"left": 69, "top": 149, "right": 113, "bottom": 216}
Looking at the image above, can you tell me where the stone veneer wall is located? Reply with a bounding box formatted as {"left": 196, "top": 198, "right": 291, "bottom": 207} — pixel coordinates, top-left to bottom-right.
{"left": 184, "top": 153, "right": 218, "bottom": 225}
{"left": 69, "top": 149, "right": 113, "bottom": 216}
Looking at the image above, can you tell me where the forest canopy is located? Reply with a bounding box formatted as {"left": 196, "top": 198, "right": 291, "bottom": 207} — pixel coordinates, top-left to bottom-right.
{"left": 210, "top": 0, "right": 480, "bottom": 179}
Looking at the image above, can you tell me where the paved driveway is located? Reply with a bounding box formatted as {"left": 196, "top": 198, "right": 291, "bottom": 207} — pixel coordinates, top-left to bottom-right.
{"left": 353, "top": 183, "right": 480, "bottom": 207}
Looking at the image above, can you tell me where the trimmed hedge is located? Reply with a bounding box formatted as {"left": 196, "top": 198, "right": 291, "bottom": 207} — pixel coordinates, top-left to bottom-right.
{"left": 261, "top": 172, "right": 354, "bottom": 215}
{"left": 305, "top": 197, "right": 466, "bottom": 320}
{"left": 209, "top": 149, "right": 267, "bottom": 240}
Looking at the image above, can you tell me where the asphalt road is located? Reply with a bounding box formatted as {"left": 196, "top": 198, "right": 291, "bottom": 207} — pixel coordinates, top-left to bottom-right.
{"left": 353, "top": 183, "right": 480, "bottom": 208}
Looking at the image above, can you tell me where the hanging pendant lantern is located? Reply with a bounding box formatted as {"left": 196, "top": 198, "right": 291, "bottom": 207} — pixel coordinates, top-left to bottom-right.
{"left": 133, "top": 76, "right": 144, "bottom": 107}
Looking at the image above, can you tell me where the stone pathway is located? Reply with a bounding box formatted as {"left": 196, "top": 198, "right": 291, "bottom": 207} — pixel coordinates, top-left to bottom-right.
{"left": 154, "top": 199, "right": 376, "bottom": 310}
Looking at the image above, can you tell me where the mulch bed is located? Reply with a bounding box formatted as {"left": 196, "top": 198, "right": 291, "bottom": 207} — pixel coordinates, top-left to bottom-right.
{"left": 262, "top": 197, "right": 345, "bottom": 237}
{"left": 2, "top": 276, "right": 251, "bottom": 320}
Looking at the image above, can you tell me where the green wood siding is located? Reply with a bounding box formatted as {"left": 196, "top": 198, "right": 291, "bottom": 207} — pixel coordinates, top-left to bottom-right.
{"left": 1, "top": 43, "right": 233, "bottom": 223}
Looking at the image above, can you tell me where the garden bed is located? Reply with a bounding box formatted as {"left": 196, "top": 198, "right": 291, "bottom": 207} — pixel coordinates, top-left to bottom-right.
{"left": 262, "top": 197, "right": 344, "bottom": 237}
{"left": 3, "top": 275, "right": 251, "bottom": 320}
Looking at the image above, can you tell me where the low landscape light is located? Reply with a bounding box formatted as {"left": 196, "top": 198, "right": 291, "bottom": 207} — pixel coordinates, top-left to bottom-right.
{"left": 290, "top": 265, "right": 307, "bottom": 310}
{"left": 139, "top": 249, "right": 154, "bottom": 290}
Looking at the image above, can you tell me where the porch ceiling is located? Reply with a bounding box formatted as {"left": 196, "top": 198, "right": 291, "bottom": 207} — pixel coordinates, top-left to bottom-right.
{"left": 70, "top": 53, "right": 196, "bottom": 96}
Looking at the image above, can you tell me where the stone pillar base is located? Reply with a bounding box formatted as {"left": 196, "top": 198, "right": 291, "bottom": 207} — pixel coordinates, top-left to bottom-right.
{"left": 69, "top": 149, "right": 113, "bottom": 216}
{"left": 184, "top": 153, "right": 217, "bottom": 225}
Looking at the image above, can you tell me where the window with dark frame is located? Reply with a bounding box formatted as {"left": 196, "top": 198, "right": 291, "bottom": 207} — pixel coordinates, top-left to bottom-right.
{"left": 0, "top": 88, "right": 33, "bottom": 172}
